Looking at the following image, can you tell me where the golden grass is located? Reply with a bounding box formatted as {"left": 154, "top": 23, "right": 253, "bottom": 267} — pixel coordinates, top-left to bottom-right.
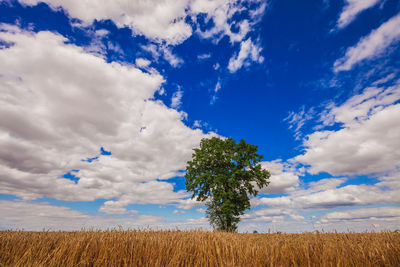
{"left": 1, "top": 230, "right": 399, "bottom": 266}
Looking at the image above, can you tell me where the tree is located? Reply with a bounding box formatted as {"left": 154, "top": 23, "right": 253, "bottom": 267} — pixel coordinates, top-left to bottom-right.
{"left": 185, "top": 137, "right": 270, "bottom": 232}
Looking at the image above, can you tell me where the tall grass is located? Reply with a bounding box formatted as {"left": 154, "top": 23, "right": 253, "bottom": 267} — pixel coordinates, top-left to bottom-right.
{"left": 1, "top": 230, "right": 399, "bottom": 266}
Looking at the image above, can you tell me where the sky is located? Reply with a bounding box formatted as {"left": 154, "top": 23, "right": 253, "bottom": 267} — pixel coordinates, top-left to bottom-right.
{"left": 0, "top": 0, "right": 399, "bottom": 233}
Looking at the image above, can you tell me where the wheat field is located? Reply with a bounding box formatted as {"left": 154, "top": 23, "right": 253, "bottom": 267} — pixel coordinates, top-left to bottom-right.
{"left": 0, "top": 230, "right": 399, "bottom": 266}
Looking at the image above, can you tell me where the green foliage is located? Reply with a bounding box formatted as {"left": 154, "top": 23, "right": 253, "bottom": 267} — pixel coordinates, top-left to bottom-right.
{"left": 185, "top": 137, "right": 270, "bottom": 232}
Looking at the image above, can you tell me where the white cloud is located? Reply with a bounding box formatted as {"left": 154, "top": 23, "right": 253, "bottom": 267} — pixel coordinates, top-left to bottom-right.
{"left": 99, "top": 200, "right": 129, "bottom": 215}
{"left": 0, "top": 200, "right": 160, "bottom": 230}
{"left": 171, "top": 87, "right": 184, "bottom": 109}
{"left": 14, "top": 0, "right": 266, "bottom": 46}
{"left": 245, "top": 82, "right": 400, "bottom": 230}
{"left": 241, "top": 208, "right": 304, "bottom": 222}
{"left": 320, "top": 206, "right": 400, "bottom": 223}
{"left": 247, "top": 170, "right": 400, "bottom": 232}
{"left": 251, "top": 73, "right": 400, "bottom": 232}
{"left": 334, "top": 13, "right": 400, "bottom": 72}
{"left": 295, "top": 82, "right": 400, "bottom": 176}
{"left": 253, "top": 177, "right": 346, "bottom": 209}
{"left": 257, "top": 160, "right": 300, "bottom": 194}
{"left": 196, "top": 208, "right": 206, "bottom": 213}
{"left": 191, "top": 0, "right": 266, "bottom": 44}
{"left": 173, "top": 209, "right": 185, "bottom": 214}
{"left": 161, "top": 46, "right": 184, "bottom": 68}
{"left": 141, "top": 44, "right": 183, "bottom": 68}
{"left": 336, "top": 0, "right": 380, "bottom": 29}
{"left": 0, "top": 199, "right": 212, "bottom": 231}
{"left": 193, "top": 120, "right": 202, "bottom": 128}
{"left": 255, "top": 171, "right": 400, "bottom": 211}
{"left": 0, "top": 26, "right": 213, "bottom": 211}
{"left": 17, "top": 0, "right": 192, "bottom": 45}
{"left": 135, "top": 58, "right": 151, "bottom": 68}
{"left": 197, "top": 53, "right": 211, "bottom": 60}
{"left": 210, "top": 80, "right": 222, "bottom": 105}
{"left": 214, "top": 81, "right": 221, "bottom": 93}
{"left": 228, "top": 38, "right": 264, "bottom": 73}
{"left": 192, "top": 120, "right": 210, "bottom": 130}
{"left": 285, "top": 106, "right": 316, "bottom": 140}
{"left": 372, "top": 73, "right": 396, "bottom": 86}
{"left": 177, "top": 198, "right": 205, "bottom": 210}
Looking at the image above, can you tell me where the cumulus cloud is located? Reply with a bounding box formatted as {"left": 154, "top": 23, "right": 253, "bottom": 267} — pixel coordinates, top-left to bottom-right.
{"left": 16, "top": 0, "right": 191, "bottom": 45}
{"left": 255, "top": 172, "right": 400, "bottom": 210}
{"left": 173, "top": 209, "right": 185, "bottom": 214}
{"left": 334, "top": 13, "right": 400, "bottom": 72}
{"left": 257, "top": 160, "right": 300, "bottom": 194}
{"left": 177, "top": 198, "right": 205, "bottom": 210}
{"left": 135, "top": 58, "right": 151, "bottom": 68}
{"left": 314, "top": 206, "right": 400, "bottom": 231}
{"left": 196, "top": 208, "right": 206, "bottom": 213}
{"left": 0, "top": 200, "right": 159, "bottom": 230}
{"left": 320, "top": 206, "right": 400, "bottom": 223}
{"left": 13, "top": 0, "right": 266, "bottom": 46}
{"left": 295, "top": 82, "right": 400, "bottom": 176}
{"left": 0, "top": 199, "right": 212, "bottom": 230}
{"left": 241, "top": 208, "right": 303, "bottom": 222}
{"left": 249, "top": 171, "right": 400, "bottom": 231}
{"left": 247, "top": 170, "right": 400, "bottom": 232}
{"left": 228, "top": 38, "right": 264, "bottom": 72}
{"left": 266, "top": 70, "right": 400, "bottom": 232}
{"left": 336, "top": 0, "right": 380, "bottom": 29}
{"left": 0, "top": 26, "right": 213, "bottom": 212}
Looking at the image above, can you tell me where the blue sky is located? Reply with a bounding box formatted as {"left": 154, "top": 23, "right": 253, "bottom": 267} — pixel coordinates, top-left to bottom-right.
{"left": 0, "top": 0, "right": 399, "bottom": 232}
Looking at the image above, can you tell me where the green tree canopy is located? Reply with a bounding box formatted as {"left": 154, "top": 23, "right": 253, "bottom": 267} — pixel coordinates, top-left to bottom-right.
{"left": 185, "top": 137, "right": 270, "bottom": 232}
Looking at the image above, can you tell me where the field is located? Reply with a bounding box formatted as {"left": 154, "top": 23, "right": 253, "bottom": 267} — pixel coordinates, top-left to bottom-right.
{"left": 1, "top": 230, "right": 399, "bottom": 266}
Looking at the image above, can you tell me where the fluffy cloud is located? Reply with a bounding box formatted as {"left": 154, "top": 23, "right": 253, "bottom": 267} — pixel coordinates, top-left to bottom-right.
{"left": 257, "top": 160, "right": 299, "bottom": 194}
{"left": 0, "top": 26, "right": 213, "bottom": 211}
{"left": 14, "top": 0, "right": 266, "bottom": 45}
{"left": 247, "top": 171, "right": 400, "bottom": 232}
{"left": 336, "top": 0, "right": 380, "bottom": 29}
{"left": 241, "top": 208, "right": 303, "bottom": 222}
{"left": 17, "top": 0, "right": 191, "bottom": 45}
{"left": 315, "top": 206, "right": 400, "bottom": 231}
{"left": 255, "top": 172, "right": 400, "bottom": 211}
{"left": 320, "top": 206, "right": 400, "bottom": 223}
{"left": 177, "top": 198, "right": 205, "bottom": 210}
{"left": 0, "top": 199, "right": 211, "bottom": 230}
{"left": 228, "top": 38, "right": 264, "bottom": 73}
{"left": 0, "top": 200, "right": 161, "bottom": 230}
{"left": 295, "top": 82, "right": 400, "bottom": 176}
{"left": 135, "top": 58, "right": 151, "bottom": 68}
{"left": 334, "top": 13, "right": 400, "bottom": 72}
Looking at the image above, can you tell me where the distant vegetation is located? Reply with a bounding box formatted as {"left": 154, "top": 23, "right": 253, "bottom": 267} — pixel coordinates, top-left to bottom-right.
{"left": 1, "top": 230, "right": 399, "bottom": 266}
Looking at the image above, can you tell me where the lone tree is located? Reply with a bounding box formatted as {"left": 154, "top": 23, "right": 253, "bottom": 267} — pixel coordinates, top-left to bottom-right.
{"left": 185, "top": 137, "right": 270, "bottom": 232}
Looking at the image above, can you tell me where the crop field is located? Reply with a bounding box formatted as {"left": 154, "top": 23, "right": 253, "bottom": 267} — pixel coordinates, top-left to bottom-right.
{"left": 0, "top": 230, "right": 399, "bottom": 266}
